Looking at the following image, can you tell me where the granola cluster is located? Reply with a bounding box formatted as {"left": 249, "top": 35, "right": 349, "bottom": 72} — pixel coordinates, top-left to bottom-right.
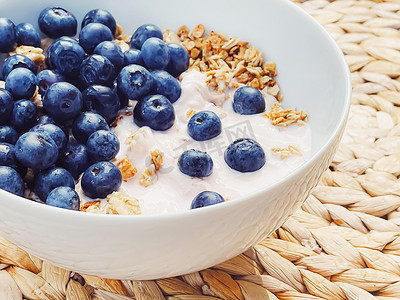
{"left": 271, "top": 145, "right": 302, "bottom": 160}
{"left": 263, "top": 102, "right": 308, "bottom": 127}
{"left": 80, "top": 192, "right": 141, "bottom": 215}
{"left": 139, "top": 149, "right": 163, "bottom": 187}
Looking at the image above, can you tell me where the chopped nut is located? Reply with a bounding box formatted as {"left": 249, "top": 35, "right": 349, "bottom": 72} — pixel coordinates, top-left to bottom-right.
{"left": 105, "top": 192, "right": 141, "bottom": 215}
{"left": 186, "top": 109, "right": 197, "bottom": 119}
{"left": 264, "top": 102, "right": 308, "bottom": 126}
{"left": 139, "top": 164, "right": 157, "bottom": 187}
{"left": 163, "top": 29, "right": 181, "bottom": 44}
{"left": 80, "top": 201, "right": 101, "bottom": 212}
{"left": 271, "top": 145, "right": 302, "bottom": 160}
{"left": 150, "top": 149, "right": 163, "bottom": 170}
{"left": 189, "top": 24, "right": 205, "bottom": 39}
{"left": 190, "top": 48, "right": 201, "bottom": 59}
{"left": 177, "top": 25, "right": 189, "bottom": 40}
{"left": 116, "top": 156, "right": 137, "bottom": 179}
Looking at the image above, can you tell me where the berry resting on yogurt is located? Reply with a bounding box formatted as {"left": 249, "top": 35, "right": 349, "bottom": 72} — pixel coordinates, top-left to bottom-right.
{"left": 178, "top": 149, "right": 213, "bottom": 178}
{"left": 191, "top": 191, "right": 225, "bottom": 209}
{"left": 224, "top": 138, "right": 266, "bottom": 173}
{"left": 46, "top": 186, "right": 80, "bottom": 210}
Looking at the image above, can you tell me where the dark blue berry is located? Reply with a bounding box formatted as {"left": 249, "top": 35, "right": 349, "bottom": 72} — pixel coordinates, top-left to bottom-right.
{"left": 57, "top": 139, "right": 90, "bottom": 180}
{"left": 123, "top": 49, "right": 144, "bottom": 67}
{"left": 117, "top": 64, "right": 153, "bottom": 100}
{"left": 233, "top": 86, "right": 265, "bottom": 115}
{"left": 0, "top": 18, "right": 16, "bottom": 53}
{"left": 2, "top": 54, "right": 37, "bottom": 79}
{"left": 187, "top": 111, "right": 221, "bottom": 141}
{"left": 5, "top": 68, "right": 37, "bottom": 100}
{"left": 165, "top": 43, "right": 190, "bottom": 77}
{"left": 10, "top": 99, "right": 38, "bottom": 133}
{"left": 82, "top": 85, "right": 120, "bottom": 124}
{"left": 0, "top": 126, "right": 18, "bottom": 144}
{"left": 34, "top": 166, "right": 74, "bottom": 201}
{"left": 141, "top": 38, "right": 169, "bottom": 70}
{"left": 224, "top": 138, "right": 266, "bottom": 172}
{"left": 15, "top": 22, "right": 41, "bottom": 47}
{"left": 133, "top": 94, "right": 175, "bottom": 131}
{"left": 191, "top": 191, "right": 224, "bottom": 209}
{"left": 79, "top": 54, "right": 115, "bottom": 88}
{"left": 72, "top": 112, "right": 109, "bottom": 144}
{"left": 37, "top": 115, "right": 68, "bottom": 136}
{"left": 42, "top": 82, "right": 83, "bottom": 122}
{"left": 14, "top": 131, "right": 58, "bottom": 170}
{"left": 151, "top": 70, "right": 181, "bottom": 103}
{"left": 94, "top": 41, "right": 123, "bottom": 72}
{"left": 81, "top": 161, "right": 122, "bottom": 199}
{"left": 81, "top": 9, "right": 117, "bottom": 35}
{"left": 36, "top": 69, "right": 65, "bottom": 95}
{"left": 0, "top": 142, "right": 26, "bottom": 176}
{"left": 86, "top": 130, "right": 119, "bottom": 162}
{"left": 38, "top": 7, "right": 77, "bottom": 39}
{"left": 130, "top": 24, "right": 163, "bottom": 49}
{"left": 46, "top": 186, "right": 80, "bottom": 210}
{"left": 79, "top": 23, "right": 113, "bottom": 54}
{"left": 0, "top": 166, "right": 24, "bottom": 196}
{"left": 0, "top": 89, "right": 14, "bottom": 125}
{"left": 178, "top": 149, "right": 213, "bottom": 178}
{"left": 30, "top": 123, "right": 67, "bottom": 156}
{"left": 113, "top": 80, "right": 129, "bottom": 109}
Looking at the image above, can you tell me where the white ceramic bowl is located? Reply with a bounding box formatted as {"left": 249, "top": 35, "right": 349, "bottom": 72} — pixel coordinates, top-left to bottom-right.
{"left": 0, "top": 0, "right": 351, "bottom": 279}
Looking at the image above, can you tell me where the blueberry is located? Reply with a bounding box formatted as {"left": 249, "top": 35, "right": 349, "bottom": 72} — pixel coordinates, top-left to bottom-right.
{"left": 5, "top": 68, "right": 37, "bottom": 100}
{"left": 224, "top": 138, "right": 266, "bottom": 172}
{"left": 0, "top": 89, "right": 14, "bottom": 125}
{"left": 79, "top": 23, "right": 113, "bottom": 54}
{"left": 178, "top": 149, "right": 213, "bottom": 178}
{"left": 130, "top": 24, "right": 163, "bottom": 49}
{"left": 36, "top": 69, "right": 65, "bottom": 95}
{"left": 46, "top": 186, "right": 80, "bottom": 210}
{"left": 82, "top": 85, "right": 120, "bottom": 124}
{"left": 45, "top": 39, "right": 85, "bottom": 76}
{"left": 233, "top": 86, "right": 265, "bottom": 115}
{"left": 79, "top": 54, "right": 115, "bottom": 88}
{"left": 190, "top": 191, "right": 224, "bottom": 209}
{"left": 94, "top": 41, "right": 124, "bottom": 72}
{"left": 86, "top": 130, "right": 119, "bottom": 162}
{"left": 0, "top": 142, "right": 26, "bottom": 176}
{"left": 117, "top": 64, "right": 153, "bottom": 100}
{"left": 112, "top": 80, "right": 129, "bottom": 109}
{"left": 14, "top": 131, "right": 58, "bottom": 170}
{"left": 141, "top": 38, "right": 169, "bottom": 70}
{"left": 42, "top": 82, "right": 83, "bottom": 122}
{"left": 2, "top": 54, "right": 37, "bottom": 79}
{"left": 0, "top": 166, "right": 24, "bottom": 196}
{"left": 30, "top": 123, "right": 67, "bottom": 156}
{"left": 133, "top": 94, "right": 175, "bottom": 131}
{"left": 10, "top": 99, "right": 38, "bottom": 133}
{"left": 72, "top": 112, "right": 109, "bottom": 144}
{"left": 38, "top": 7, "right": 77, "bottom": 39}
{"left": 81, "top": 161, "right": 122, "bottom": 199}
{"left": 123, "top": 49, "right": 144, "bottom": 67}
{"left": 0, "top": 126, "right": 18, "bottom": 144}
{"left": 34, "top": 166, "right": 75, "bottom": 201}
{"left": 187, "top": 111, "right": 222, "bottom": 141}
{"left": 81, "top": 9, "right": 117, "bottom": 35}
{"left": 165, "top": 43, "right": 189, "bottom": 77}
{"left": 0, "top": 18, "right": 16, "bottom": 53}
{"left": 15, "top": 22, "right": 41, "bottom": 47}
{"left": 37, "top": 115, "right": 68, "bottom": 136}
{"left": 151, "top": 70, "right": 181, "bottom": 103}
{"left": 57, "top": 139, "right": 90, "bottom": 180}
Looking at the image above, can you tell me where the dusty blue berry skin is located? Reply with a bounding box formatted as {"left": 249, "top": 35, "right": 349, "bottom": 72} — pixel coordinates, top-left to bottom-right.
{"left": 94, "top": 41, "right": 123, "bottom": 71}
{"left": 86, "top": 130, "right": 119, "bottom": 162}
{"left": 141, "top": 38, "right": 169, "bottom": 70}
{"left": 15, "top": 22, "right": 41, "bottom": 47}
{"left": 151, "top": 70, "right": 181, "bottom": 103}
{"left": 0, "top": 166, "right": 24, "bottom": 196}
{"left": 113, "top": 80, "right": 129, "bottom": 109}
{"left": 72, "top": 112, "right": 109, "bottom": 144}
{"left": 82, "top": 85, "right": 120, "bottom": 124}
{"left": 130, "top": 24, "right": 163, "bottom": 49}
{"left": 0, "top": 18, "right": 16, "bottom": 53}
{"left": 46, "top": 39, "right": 85, "bottom": 76}
{"left": 191, "top": 191, "right": 224, "bottom": 209}
{"left": 38, "top": 7, "right": 77, "bottom": 39}
{"left": 30, "top": 123, "right": 67, "bottom": 156}
{"left": 81, "top": 161, "right": 122, "bottom": 199}
{"left": 57, "top": 139, "right": 90, "bottom": 180}
{"left": 123, "top": 49, "right": 144, "bottom": 67}
{"left": 81, "top": 9, "right": 116, "bottom": 35}
{"left": 188, "top": 111, "right": 222, "bottom": 141}
{"left": 0, "top": 142, "right": 26, "bottom": 176}
{"left": 10, "top": 99, "right": 38, "bottom": 133}
{"left": 0, "top": 89, "right": 14, "bottom": 125}
{"left": 36, "top": 69, "right": 65, "bottom": 95}
{"left": 233, "top": 86, "right": 265, "bottom": 115}
{"left": 46, "top": 186, "right": 80, "bottom": 210}
{"left": 34, "top": 166, "right": 75, "bottom": 201}
{"left": 42, "top": 82, "right": 83, "bottom": 122}
{"left": 79, "top": 55, "right": 115, "bottom": 88}
{"left": 79, "top": 23, "right": 113, "bottom": 54}
{"left": 5, "top": 68, "right": 37, "bottom": 100}
{"left": 0, "top": 126, "right": 18, "bottom": 144}
{"left": 2, "top": 54, "right": 37, "bottom": 79}
{"left": 224, "top": 138, "right": 266, "bottom": 173}
{"left": 165, "top": 43, "right": 190, "bottom": 78}
{"left": 14, "top": 131, "right": 58, "bottom": 170}
{"left": 178, "top": 149, "right": 213, "bottom": 178}
{"left": 133, "top": 94, "right": 175, "bottom": 131}
{"left": 37, "top": 115, "right": 68, "bottom": 136}
{"left": 117, "top": 64, "right": 153, "bottom": 100}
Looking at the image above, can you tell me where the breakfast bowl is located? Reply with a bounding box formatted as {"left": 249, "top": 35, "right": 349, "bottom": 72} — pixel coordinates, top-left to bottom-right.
{"left": 0, "top": 0, "right": 351, "bottom": 279}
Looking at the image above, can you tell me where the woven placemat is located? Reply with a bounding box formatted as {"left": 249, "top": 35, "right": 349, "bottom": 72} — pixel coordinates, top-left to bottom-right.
{"left": 1, "top": 0, "right": 400, "bottom": 299}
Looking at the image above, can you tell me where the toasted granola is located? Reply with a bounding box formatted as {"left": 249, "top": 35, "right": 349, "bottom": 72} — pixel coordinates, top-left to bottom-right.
{"left": 116, "top": 156, "right": 137, "bottom": 180}
{"left": 105, "top": 192, "right": 141, "bottom": 215}
{"left": 271, "top": 145, "right": 302, "bottom": 160}
{"left": 9, "top": 45, "right": 46, "bottom": 72}
{"left": 263, "top": 102, "right": 308, "bottom": 126}
{"left": 150, "top": 149, "right": 163, "bottom": 171}
{"left": 139, "top": 164, "right": 157, "bottom": 187}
